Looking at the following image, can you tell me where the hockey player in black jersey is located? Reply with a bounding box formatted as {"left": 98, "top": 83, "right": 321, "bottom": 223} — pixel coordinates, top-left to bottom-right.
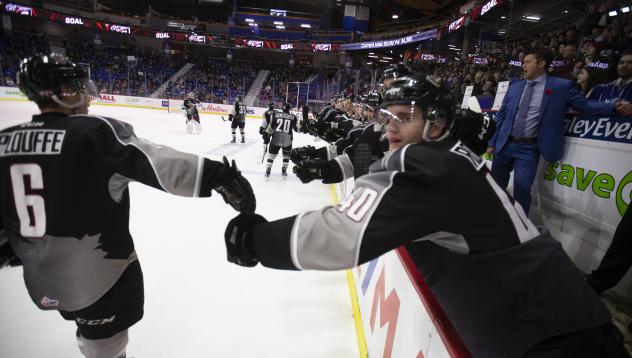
{"left": 291, "top": 91, "right": 388, "bottom": 184}
{"left": 259, "top": 101, "right": 275, "bottom": 161}
{"left": 230, "top": 95, "right": 247, "bottom": 143}
{"left": 0, "top": 54, "right": 256, "bottom": 358}
{"left": 182, "top": 91, "right": 202, "bottom": 134}
{"left": 224, "top": 74, "right": 628, "bottom": 357}
{"left": 264, "top": 103, "right": 298, "bottom": 177}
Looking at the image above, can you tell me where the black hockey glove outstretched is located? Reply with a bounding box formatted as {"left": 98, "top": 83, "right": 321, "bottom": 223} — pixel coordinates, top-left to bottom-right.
{"left": 293, "top": 158, "right": 326, "bottom": 183}
{"left": 289, "top": 145, "right": 317, "bottom": 164}
{"left": 225, "top": 213, "right": 268, "bottom": 267}
{"left": 213, "top": 157, "right": 256, "bottom": 213}
{"left": 0, "top": 237, "right": 22, "bottom": 269}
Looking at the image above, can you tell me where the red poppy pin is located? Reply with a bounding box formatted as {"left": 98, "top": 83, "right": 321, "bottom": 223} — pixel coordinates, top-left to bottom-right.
{"left": 544, "top": 89, "right": 553, "bottom": 95}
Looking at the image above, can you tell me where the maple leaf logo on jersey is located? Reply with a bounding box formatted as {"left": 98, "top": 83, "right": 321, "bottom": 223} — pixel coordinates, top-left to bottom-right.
{"left": 40, "top": 296, "right": 60, "bottom": 307}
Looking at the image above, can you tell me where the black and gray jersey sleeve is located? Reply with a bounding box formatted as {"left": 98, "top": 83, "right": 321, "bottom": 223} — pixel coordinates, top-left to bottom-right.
{"left": 75, "top": 115, "right": 223, "bottom": 197}
{"left": 252, "top": 142, "right": 540, "bottom": 271}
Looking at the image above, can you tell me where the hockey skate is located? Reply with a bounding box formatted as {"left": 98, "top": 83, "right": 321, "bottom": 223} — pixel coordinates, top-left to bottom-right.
{"left": 230, "top": 137, "right": 236, "bottom": 143}
{"left": 185, "top": 121, "right": 193, "bottom": 134}
{"left": 265, "top": 168, "right": 271, "bottom": 178}
{"left": 241, "top": 137, "right": 245, "bottom": 144}
{"left": 281, "top": 167, "right": 287, "bottom": 177}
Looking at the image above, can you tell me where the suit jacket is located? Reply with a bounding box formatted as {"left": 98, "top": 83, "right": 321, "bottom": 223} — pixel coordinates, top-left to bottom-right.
{"left": 488, "top": 75, "right": 615, "bottom": 162}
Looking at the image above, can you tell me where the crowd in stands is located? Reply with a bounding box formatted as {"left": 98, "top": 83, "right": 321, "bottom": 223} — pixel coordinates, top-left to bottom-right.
{"left": 4, "top": 1, "right": 632, "bottom": 107}
{"left": 0, "top": 31, "right": 337, "bottom": 105}
{"left": 166, "top": 58, "right": 256, "bottom": 103}
{"left": 402, "top": 3, "right": 632, "bottom": 107}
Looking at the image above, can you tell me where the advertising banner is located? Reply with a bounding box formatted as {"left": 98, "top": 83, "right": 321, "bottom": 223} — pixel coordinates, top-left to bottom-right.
{"left": 535, "top": 115, "right": 632, "bottom": 229}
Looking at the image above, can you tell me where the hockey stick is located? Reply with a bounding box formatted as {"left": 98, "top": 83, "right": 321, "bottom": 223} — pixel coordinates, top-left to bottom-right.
{"left": 261, "top": 145, "right": 267, "bottom": 163}
{"left": 221, "top": 116, "right": 230, "bottom": 122}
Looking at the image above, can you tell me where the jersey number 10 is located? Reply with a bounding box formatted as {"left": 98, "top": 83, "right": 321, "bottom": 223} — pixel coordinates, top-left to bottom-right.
{"left": 10, "top": 164, "right": 46, "bottom": 237}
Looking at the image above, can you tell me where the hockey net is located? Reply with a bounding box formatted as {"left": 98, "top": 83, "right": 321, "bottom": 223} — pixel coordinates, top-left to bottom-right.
{"left": 167, "top": 98, "right": 185, "bottom": 115}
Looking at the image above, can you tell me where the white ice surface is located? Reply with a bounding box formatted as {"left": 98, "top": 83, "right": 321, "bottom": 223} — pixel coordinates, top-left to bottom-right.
{"left": 0, "top": 102, "right": 359, "bottom": 358}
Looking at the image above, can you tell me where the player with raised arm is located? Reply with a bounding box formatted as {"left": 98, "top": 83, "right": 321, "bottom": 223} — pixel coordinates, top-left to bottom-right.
{"left": 223, "top": 74, "right": 626, "bottom": 357}
{"left": 264, "top": 103, "right": 298, "bottom": 178}
{"left": 0, "top": 54, "right": 256, "bottom": 358}
{"left": 230, "top": 95, "right": 247, "bottom": 143}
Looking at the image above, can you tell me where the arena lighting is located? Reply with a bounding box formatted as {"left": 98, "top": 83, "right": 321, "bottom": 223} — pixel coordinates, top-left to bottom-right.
{"left": 501, "top": 16, "right": 506, "bottom": 18}
{"left": 609, "top": 10, "right": 618, "bottom": 16}
{"left": 276, "top": 25, "right": 285, "bottom": 29}
{"left": 245, "top": 18, "right": 254, "bottom": 22}
{"left": 523, "top": 15, "right": 541, "bottom": 22}
{"left": 369, "top": 52, "right": 374, "bottom": 54}
{"left": 564, "top": 10, "right": 569, "bottom": 13}
{"left": 300, "top": 24, "right": 310, "bottom": 28}
{"left": 368, "top": 55, "right": 378, "bottom": 58}
{"left": 392, "top": 14, "right": 399, "bottom": 19}
{"left": 379, "top": 59, "right": 390, "bottom": 63}
{"left": 622, "top": 7, "right": 631, "bottom": 13}
{"left": 274, "top": 21, "right": 283, "bottom": 25}
{"left": 383, "top": 56, "right": 393, "bottom": 60}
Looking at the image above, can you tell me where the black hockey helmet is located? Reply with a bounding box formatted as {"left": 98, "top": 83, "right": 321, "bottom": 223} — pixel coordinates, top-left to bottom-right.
{"left": 365, "top": 91, "right": 382, "bottom": 108}
{"left": 378, "top": 64, "right": 413, "bottom": 94}
{"left": 18, "top": 53, "right": 97, "bottom": 109}
{"left": 380, "top": 64, "right": 413, "bottom": 81}
{"left": 283, "top": 102, "right": 291, "bottom": 111}
{"left": 268, "top": 101, "right": 274, "bottom": 110}
{"left": 377, "top": 74, "right": 456, "bottom": 141}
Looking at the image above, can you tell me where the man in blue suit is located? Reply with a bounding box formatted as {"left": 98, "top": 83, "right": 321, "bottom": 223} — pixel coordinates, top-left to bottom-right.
{"left": 486, "top": 48, "right": 632, "bottom": 214}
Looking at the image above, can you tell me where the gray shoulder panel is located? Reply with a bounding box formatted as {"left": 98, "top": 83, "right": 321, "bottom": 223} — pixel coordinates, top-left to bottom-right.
{"left": 85, "top": 115, "right": 204, "bottom": 197}
{"left": 290, "top": 170, "right": 397, "bottom": 270}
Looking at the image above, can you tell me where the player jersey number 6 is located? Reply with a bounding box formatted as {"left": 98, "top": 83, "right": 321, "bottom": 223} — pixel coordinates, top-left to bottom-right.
{"left": 10, "top": 163, "right": 46, "bottom": 237}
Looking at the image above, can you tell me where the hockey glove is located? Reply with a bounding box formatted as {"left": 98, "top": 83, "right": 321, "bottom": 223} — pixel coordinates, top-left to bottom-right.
{"left": 228, "top": 114, "right": 234, "bottom": 122}
{"left": 289, "top": 145, "right": 317, "bottom": 164}
{"left": 293, "top": 159, "right": 326, "bottom": 183}
{"left": 258, "top": 127, "right": 265, "bottom": 135}
{"left": 213, "top": 157, "right": 256, "bottom": 213}
{"left": 0, "top": 236, "right": 22, "bottom": 269}
{"left": 225, "top": 213, "right": 268, "bottom": 267}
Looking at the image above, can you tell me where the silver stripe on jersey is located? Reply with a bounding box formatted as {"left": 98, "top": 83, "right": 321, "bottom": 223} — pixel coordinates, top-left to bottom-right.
{"left": 83, "top": 115, "right": 203, "bottom": 197}
{"left": 399, "top": 144, "right": 410, "bottom": 172}
{"left": 413, "top": 231, "right": 470, "bottom": 254}
{"left": 334, "top": 153, "right": 354, "bottom": 181}
{"left": 326, "top": 145, "right": 337, "bottom": 160}
{"left": 193, "top": 155, "right": 203, "bottom": 197}
{"left": 485, "top": 172, "right": 539, "bottom": 243}
{"left": 108, "top": 173, "right": 134, "bottom": 203}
